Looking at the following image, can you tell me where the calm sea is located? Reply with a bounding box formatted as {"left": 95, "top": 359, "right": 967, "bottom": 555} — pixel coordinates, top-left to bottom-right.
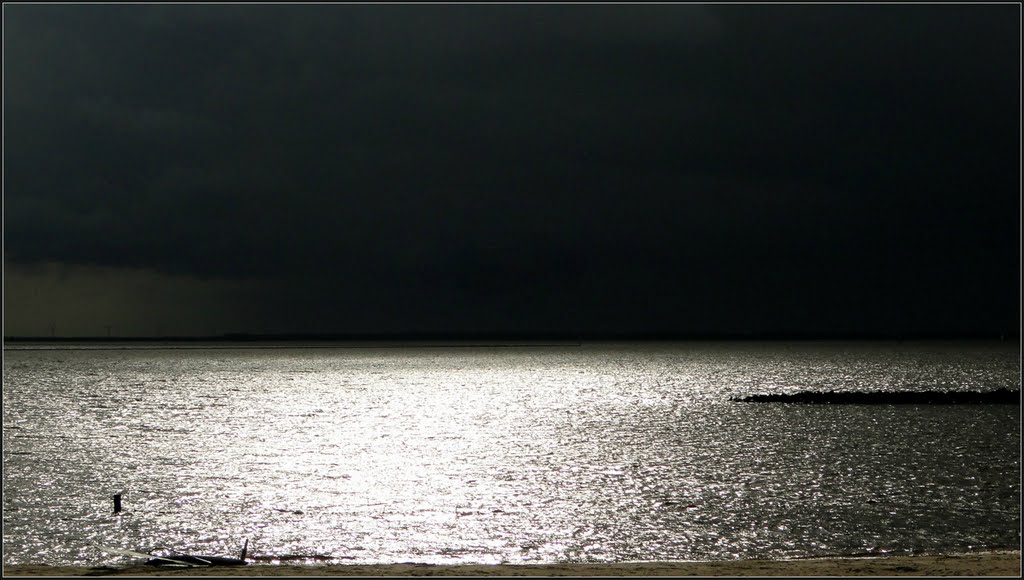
{"left": 2, "top": 341, "right": 1020, "bottom": 567}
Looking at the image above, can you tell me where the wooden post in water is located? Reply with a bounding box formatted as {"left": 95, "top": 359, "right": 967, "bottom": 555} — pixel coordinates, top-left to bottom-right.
{"left": 113, "top": 493, "right": 122, "bottom": 513}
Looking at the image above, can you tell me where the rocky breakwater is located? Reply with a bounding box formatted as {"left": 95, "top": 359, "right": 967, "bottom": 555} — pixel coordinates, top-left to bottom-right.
{"left": 732, "top": 388, "right": 1020, "bottom": 404}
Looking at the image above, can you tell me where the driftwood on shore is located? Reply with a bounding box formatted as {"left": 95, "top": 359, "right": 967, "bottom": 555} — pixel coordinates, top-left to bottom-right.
{"left": 4, "top": 551, "right": 1023, "bottom": 577}
{"left": 732, "top": 388, "right": 1020, "bottom": 404}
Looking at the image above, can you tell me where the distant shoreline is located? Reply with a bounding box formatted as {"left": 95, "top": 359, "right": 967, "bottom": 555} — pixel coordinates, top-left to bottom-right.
{"left": 4, "top": 332, "right": 1019, "bottom": 343}
{"left": 2, "top": 342, "right": 586, "bottom": 351}
{"left": 4, "top": 335, "right": 1019, "bottom": 352}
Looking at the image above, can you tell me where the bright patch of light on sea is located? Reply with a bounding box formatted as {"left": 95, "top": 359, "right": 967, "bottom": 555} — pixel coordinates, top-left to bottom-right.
{"left": 2, "top": 341, "right": 1020, "bottom": 567}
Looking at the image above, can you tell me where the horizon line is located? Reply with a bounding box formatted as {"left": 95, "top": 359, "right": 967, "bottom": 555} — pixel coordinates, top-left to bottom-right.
{"left": 3, "top": 331, "right": 1019, "bottom": 343}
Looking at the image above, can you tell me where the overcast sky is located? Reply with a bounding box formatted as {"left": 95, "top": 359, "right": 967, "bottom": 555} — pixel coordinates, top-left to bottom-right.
{"left": 3, "top": 4, "right": 1019, "bottom": 338}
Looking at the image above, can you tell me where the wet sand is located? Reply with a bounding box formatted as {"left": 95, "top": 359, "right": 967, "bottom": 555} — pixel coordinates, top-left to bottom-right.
{"left": 4, "top": 551, "right": 1020, "bottom": 576}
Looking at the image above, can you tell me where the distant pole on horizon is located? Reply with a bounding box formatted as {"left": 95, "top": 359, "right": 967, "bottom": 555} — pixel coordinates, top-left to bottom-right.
{"left": 104, "top": 324, "right": 112, "bottom": 338}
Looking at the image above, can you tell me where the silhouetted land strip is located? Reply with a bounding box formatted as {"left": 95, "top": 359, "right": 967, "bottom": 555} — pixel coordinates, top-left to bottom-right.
{"left": 4, "top": 331, "right": 1019, "bottom": 343}
{"left": 4, "top": 550, "right": 1021, "bottom": 576}
{"left": 732, "top": 388, "right": 1020, "bottom": 404}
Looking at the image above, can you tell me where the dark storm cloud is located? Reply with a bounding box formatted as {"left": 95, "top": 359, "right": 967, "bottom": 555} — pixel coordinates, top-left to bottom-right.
{"left": 5, "top": 5, "right": 720, "bottom": 270}
{"left": 4, "top": 4, "right": 1018, "bottom": 335}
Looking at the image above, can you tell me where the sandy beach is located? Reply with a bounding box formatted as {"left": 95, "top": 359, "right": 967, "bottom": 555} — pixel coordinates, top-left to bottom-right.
{"left": 4, "top": 551, "right": 1020, "bottom": 577}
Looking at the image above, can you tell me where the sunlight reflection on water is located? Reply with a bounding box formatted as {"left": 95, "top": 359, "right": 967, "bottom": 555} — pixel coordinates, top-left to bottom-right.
{"left": 2, "top": 342, "right": 1020, "bottom": 566}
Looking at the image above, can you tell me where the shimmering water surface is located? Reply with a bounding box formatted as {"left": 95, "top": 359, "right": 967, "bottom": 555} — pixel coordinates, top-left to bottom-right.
{"left": 3, "top": 341, "right": 1020, "bottom": 567}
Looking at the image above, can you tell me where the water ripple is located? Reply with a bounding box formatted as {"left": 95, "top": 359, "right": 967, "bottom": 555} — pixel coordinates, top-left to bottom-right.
{"left": 3, "top": 342, "right": 1020, "bottom": 566}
